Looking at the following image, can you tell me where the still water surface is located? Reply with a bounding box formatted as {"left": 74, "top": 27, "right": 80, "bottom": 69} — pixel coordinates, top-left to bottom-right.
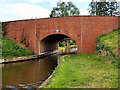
{"left": 2, "top": 55, "right": 58, "bottom": 88}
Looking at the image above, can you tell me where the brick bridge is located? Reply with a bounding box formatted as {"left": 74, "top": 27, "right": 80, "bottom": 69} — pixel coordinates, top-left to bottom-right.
{"left": 2, "top": 16, "right": 120, "bottom": 55}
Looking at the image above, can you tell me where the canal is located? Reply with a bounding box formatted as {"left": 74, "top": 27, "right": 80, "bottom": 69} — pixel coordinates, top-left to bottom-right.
{"left": 1, "top": 47, "right": 77, "bottom": 89}
{"left": 1, "top": 55, "right": 58, "bottom": 88}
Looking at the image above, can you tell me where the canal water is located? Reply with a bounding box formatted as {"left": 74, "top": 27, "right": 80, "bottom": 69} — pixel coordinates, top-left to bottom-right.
{"left": 1, "top": 47, "right": 77, "bottom": 89}
{"left": 1, "top": 55, "right": 58, "bottom": 88}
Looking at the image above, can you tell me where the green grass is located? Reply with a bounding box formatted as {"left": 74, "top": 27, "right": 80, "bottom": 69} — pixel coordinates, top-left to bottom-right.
{"left": 2, "top": 36, "right": 35, "bottom": 59}
{"left": 96, "top": 29, "right": 119, "bottom": 56}
{"left": 43, "top": 54, "right": 118, "bottom": 88}
{"left": 58, "top": 47, "right": 65, "bottom": 50}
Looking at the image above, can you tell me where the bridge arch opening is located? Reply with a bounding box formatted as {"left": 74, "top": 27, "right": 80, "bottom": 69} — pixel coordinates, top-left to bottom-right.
{"left": 39, "top": 34, "right": 77, "bottom": 54}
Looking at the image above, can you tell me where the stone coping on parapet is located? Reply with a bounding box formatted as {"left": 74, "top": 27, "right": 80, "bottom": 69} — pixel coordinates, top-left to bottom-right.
{"left": 2, "top": 15, "right": 120, "bottom": 23}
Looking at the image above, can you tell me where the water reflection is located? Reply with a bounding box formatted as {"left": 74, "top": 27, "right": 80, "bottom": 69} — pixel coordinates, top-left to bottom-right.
{"left": 2, "top": 55, "right": 58, "bottom": 88}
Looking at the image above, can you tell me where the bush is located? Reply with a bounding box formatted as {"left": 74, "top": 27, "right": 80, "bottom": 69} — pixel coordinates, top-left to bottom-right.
{"left": 2, "top": 36, "right": 35, "bottom": 59}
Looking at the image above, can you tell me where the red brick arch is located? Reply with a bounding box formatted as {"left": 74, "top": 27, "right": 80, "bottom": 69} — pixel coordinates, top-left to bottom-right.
{"left": 2, "top": 16, "right": 119, "bottom": 55}
{"left": 40, "top": 32, "right": 76, "bottom": 42}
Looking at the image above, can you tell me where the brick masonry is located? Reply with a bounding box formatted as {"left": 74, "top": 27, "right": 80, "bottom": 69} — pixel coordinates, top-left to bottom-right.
{"left": 2, "top": 16, "right": 120, "bottom": 55}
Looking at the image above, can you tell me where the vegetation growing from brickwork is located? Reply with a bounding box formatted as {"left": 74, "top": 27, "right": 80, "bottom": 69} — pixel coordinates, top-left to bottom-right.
{"left": 43, "top": 54, "right": 118, "bottom": 88}
{"left": 96, "top": 27, "right": 119, "bottom": 57}
{"left": 2, "top": 36, "right": 34, "bottom": 59}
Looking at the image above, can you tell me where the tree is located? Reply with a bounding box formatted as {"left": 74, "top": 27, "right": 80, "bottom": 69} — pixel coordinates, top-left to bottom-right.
{"left": 0, "top": 21, "right": 1, "bottom": 29}
{"left": 0, "top": 21, "right": 2, "bottom": 35}
{"left": 50, "top": 1, "right": 80, "bottom": 17}
{"left": 88, "top": 0, "right": 118, "bottom": 16}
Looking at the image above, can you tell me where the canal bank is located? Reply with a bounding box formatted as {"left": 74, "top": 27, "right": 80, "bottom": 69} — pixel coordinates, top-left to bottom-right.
{"left": 0, "top": 46, "right": 77, "bottom": 64}
{"left": 0, "top": 50, "right": 59, "bottom": 64}
{"left": 40, "top": 54, "right": 118, "bottom": 88}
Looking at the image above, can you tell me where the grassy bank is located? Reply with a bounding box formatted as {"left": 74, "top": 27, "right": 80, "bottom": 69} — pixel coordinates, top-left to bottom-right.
{"left": 43, "top": 54, "right": 118, "bottom": 88}
{"left": 96, "top": 28, "right": 119, "bottom": 57}
{"left": 2, "top": 36, "right": 34, "bottom": 59}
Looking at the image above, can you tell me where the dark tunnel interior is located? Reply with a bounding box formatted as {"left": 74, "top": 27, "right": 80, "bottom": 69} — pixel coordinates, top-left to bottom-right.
{"left": 39, "top": 34, "right": 70, "bottom": 53}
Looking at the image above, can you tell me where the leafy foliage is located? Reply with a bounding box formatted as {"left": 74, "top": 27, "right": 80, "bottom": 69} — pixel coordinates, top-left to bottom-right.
{"left": 59, "top": 39, "right": 77, "bottom": 47}
{"left": 0, "top": 21, "right": 1, "bottom": 29}
{"left": 50, "top": 1, "right": 80, "bottom": 17}
{"left": 88, "top": 0, "right": 118, "bottom": 16}
{"left": 2, "top": 36, "right": 34, "bottom": 59}
{"left": 0, "top": 21, "right": 2, "bottom": 58}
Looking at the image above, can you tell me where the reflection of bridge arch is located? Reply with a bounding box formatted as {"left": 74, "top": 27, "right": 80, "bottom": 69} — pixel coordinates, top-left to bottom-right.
{"left": 39, "top": 33, "right": 78, "bottom": 54}
{"left": 2, "top": 16, "right": 119, "bottom": 55}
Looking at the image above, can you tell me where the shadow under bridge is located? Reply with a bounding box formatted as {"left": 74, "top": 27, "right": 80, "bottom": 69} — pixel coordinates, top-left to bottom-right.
{"left": 39, "top": 34, "right": 75, "bottom": 55}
